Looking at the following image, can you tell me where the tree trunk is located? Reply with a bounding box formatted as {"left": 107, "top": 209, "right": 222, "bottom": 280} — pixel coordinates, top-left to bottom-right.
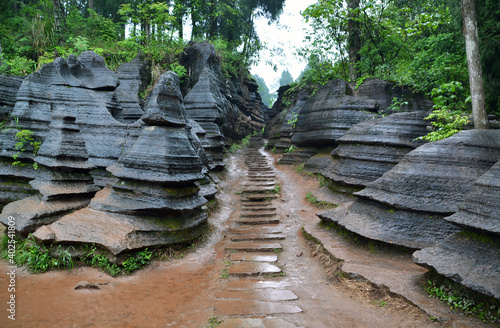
{"left": 347, "top": 0, "right": 361, "bottom": 82}
{"left": 461, "top": 0, "right": 489, "bottom": 129}
{"left": 88, "top": 0, "right": 94, "bottom": 11}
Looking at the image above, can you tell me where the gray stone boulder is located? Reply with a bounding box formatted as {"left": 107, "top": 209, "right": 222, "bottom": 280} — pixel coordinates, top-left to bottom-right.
{"left": 0, "top": 107, "right": 99, "bottom": 233}
{"left": 322, "top": 111, "right": 430, "bottom": 189}
{"left": 317, "top": 199, "right": 462, "bottom": 249}
{"left": 356, "top": 130, "right": 500, "bottom": 214}
{"left": 0, "top": 74, "right": 24, "bottom": 118}
{"left": 413, "top": 233, "right": 500, "bottom": 299}
{"left": 34, "top": 72, "right": 209, "bottom": 255}
{"left": 444, "top": 161, "right": 500, "bottom": 235}
{"left": 291, "top": 78, "right": 432, "bottom": 147}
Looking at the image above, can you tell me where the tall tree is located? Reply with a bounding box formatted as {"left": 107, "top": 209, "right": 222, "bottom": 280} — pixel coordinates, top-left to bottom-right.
{"left": 461, "top": 0, "right": 489, "bottom": 129}
{"left": 347, "top": 0, "right": 360, "bottom": 81}
{"left": 279, "top": 69, "right": 293, "bottom": 86}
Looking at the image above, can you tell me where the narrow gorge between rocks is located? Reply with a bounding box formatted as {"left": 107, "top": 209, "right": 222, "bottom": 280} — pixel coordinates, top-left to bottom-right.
{"left": 0, "top": 41, "right": 498, "bottom": 328}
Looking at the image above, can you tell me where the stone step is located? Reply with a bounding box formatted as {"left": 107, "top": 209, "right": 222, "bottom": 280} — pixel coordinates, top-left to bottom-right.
{"left": 228, "top": 225, "right": 282, "bottom": 235}
{"left": 242, "top": 186, "right": 276, "bottom": 193}
{"left": 230, "top": 234, "right": 284, "bottom": 242}
{"left": 218, "top": 318, "right": 300, "bottom": 328}
{"left": 241, "top": 206, "right": 277, "bottom": 212}
{"left": 226, "top": 241, "right": 282, "bottom": 252}
{"left": 244, "top": 182, "right": 276, "bottom": 187}
{"left": 240, "top": 211, "right": 276, "bottom": 218}
{"left": 215, "top": 301, "right": 302, "bottom": 316}
{"left": 226, "top": 280, "right": 290, "bottom": 290}
{"left": 229, "top": 262, "right": 282, "bottom": 276}
{"left": 215, "top": 289, "right": 298, "bottom": 302}
{"left": 247, "top": 178, "right": 276, "bottom": 183}
{"left": 230, "top": 252, "right": 278, "bottom": 262}
{"left": 236, "top": 217, "right": 280, "bottom": 225}
{"left": 241, "top": 202, "right": 274, "bottom": 208}
{"left": 241, "top": 194, "right": 278, "bottom": 201}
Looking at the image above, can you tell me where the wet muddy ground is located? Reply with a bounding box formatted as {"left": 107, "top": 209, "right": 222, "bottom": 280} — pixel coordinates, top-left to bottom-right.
{"left": 0, "top": 140, "right": 492, "bottom": 328}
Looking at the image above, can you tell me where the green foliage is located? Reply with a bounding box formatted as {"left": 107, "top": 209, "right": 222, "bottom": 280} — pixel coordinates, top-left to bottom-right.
{"left": 0, "top": 56, "right": 36, "bottom": 76}
{"left": 205, "top": 316, "right": 223, "bottom": 328}
{"left": 169, "top": 62, "right": 187, "bottom": 82}
{"left": 284, "top": 145, "right": 297, "bottom": 153}
{"left": 306, "top": 192, "right": 337, "bottom": 209}
{"left": 12, "top": 128, "right": 41, "bottom": 169}
{"left": 287, "top": 112, "right": 298, "bottom": 129}
{"left": 425, "top": 279, "right": 499, "bottom": 323}
{"left": 227, "top": 133, "right": 253, "bottom": 153}
{"left": 121, "top": 248, "right": 153, "bottom": 274}
{"left": 254, "top": 74, "right": 276, "bottom": 107}
{"left": 420, "top": 81, "right": 471, "bottom": 141}
{"left": 272, "top": 184, "right": 282, "bottom": 194}
{"left": 387, "top": 97, "right": 409, "bottom": 112}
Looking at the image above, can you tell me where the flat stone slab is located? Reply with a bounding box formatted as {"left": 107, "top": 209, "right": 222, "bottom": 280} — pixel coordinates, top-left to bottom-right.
{"left": 242, "top": 186, "right": 276, "bottom": 193}
{"left": 215, "top": 289, "right": 297, "bottom": 301}
{"left": 215, "top": 301, "right": 302, "bottom": 316}
{"left": 236, "top": 217, "right": 280, "bottom": 225}
{"left": 226, "top": 242, "right": 282, "bottom": 252}
{"left": 229, "top": 225, "right": 283, "bottom": 235}
{"left": 413, "top": 233, "right": 500, "bottom": 298}
{"left": 230, "top": 234, "right": 284, "bottom": 242}
{"left": 230, "top": 252, "right": 278, "bottom": 262}
{"left": 240, "top": 211, "right": 277, "bottom": 218}
{"left": 229, "top": 261, "right": 281, "bottom": 276}
{"left": 225, "top": 280, "right": 291, "bottom": 290}
{"left": 241, "top": 206, "right": 277, "bottom": 212}
{"left": 318, "top": 199, "right": 462, "bottom": 249}
{"left": 244, "top": 182, "right": 276, "bottom": 187}
{"left": 247, "top": 178, "right": 276, "bottom": 182}
{"left": 242, "top": 194, "right": 278, "bottom": 201}
{"left": 219, "top": 318, "right": 299, "bottom": 328}
{"left": 241, "top": 202, "right": 274, "bottom": 208}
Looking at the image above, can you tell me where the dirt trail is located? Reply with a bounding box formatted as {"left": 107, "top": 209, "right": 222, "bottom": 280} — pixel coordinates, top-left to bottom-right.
{"left": 0, "top": 138, "right": 489, "bottom": 328}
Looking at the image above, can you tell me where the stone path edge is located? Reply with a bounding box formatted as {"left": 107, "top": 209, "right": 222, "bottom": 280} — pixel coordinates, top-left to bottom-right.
{"left": 301, "top": 219, "right": 464, "bottom": 323}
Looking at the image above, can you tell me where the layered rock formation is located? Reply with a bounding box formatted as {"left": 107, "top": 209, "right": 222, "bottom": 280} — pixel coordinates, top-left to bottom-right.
{"left": 319, "top": 130, "right": 500, "bottom": 250}
{"left": 0, "top": 51, "right": 148, "bottom": 207}
{"left": 321, "top": 111, "right": 430, "bottom": 190}
{"left": 0, "top": 107, "right": 99, "bottom": 233}
{"left": 33, "top": 72, "right": 209, "bottom": 255}
{"left": 0, "top": 74, "right": 24, "bottom": 118}
{"left": 357, "top": 130, "right": 500, "bottom": 214}
{"left": 181, "top": 43, "right": 267, "bottom": 168}
{"left": 291, "top": 79, "right": 432, "bottom": 147}
{"left": 412, "top": 160, "right": 500, "bottom": 299}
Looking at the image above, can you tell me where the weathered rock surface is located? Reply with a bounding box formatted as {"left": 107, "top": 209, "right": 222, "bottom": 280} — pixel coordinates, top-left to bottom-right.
{"left": 278, "top": 148, "right": 319, "bottom": 165}
{"left": 317, "top": 199, "right": 462, "bottom": 249}
{"left": 413, "top": 233, "right": 500, "bottom": 299}
{"left": 35, "top": 72, "right": 209, "bottom": 254}
{"left": 0, "top": 74, "right": 24, "bottom": 118}
{"left": 303, "top": 155, "right": 332, "bottom": 174}
{"left": 356, "top": 130, "right": 500, "bottom": 214}
{"left": 181, "top": 43, "right": 267, "bottom": 168}
{"left": 0, "top": 107, "right": 99, "bottom": 233}
{"left": 322, "top": 111, "right": 430, "bottom": 189}
{"left": 444, "top": 161, "right": 500, "bottom": 235}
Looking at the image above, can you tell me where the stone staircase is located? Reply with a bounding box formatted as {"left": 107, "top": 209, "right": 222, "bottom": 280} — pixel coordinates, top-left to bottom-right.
{"left": 215, "top": 137, "right": 302, "bottom": 327}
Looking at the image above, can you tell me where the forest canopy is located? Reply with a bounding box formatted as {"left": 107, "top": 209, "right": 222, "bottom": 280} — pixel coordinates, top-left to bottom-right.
{"left": 0, "top": 0, "right": 285, "bottom": 77}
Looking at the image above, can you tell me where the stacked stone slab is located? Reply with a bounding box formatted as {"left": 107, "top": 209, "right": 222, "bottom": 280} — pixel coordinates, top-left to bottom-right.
{"left": 0, "top": 107, "right": 99, "bottom": 233}
{"left": 319, "top": 111, "right": 430, "bottom": 191}
{"left": 181, "top": 43, "right": 267, "bottom": 169}
{"left": 413, "top": 160, "right": 500, "bottom": 299}
{"left": 318, "top": 130, "right": 500, "bottom": 251}
{"left": 33, "top": 72, "right": 209, "bottom": 255}
{"left": 0, "top": 52, "right": 146, "bottom": 207}
{"left": 0, "top": 74, "right": 24, "bottom": 118}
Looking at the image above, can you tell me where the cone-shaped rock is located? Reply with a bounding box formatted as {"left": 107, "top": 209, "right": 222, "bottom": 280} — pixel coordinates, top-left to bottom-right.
{"left": 142, "top": 72, "right": 186, "bottom": 126}
{"left": 36, "top": 71, "right": 209, "bottom": 254}
{"left": 0, "top": 107, "right": 99, "bottom": 233}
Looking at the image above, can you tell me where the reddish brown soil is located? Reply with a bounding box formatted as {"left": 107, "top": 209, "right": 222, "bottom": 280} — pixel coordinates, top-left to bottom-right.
{"left": 0, "top": 148, "right": 491, "bottom": 328}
